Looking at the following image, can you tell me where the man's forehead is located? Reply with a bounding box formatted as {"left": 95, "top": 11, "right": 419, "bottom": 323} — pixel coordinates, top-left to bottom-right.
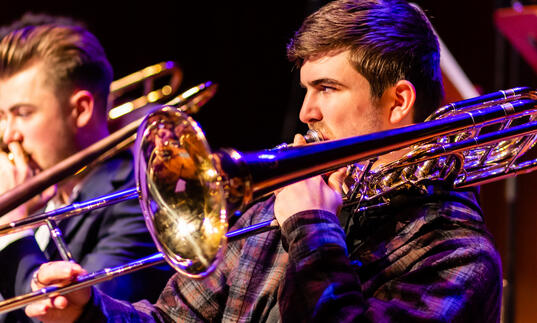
{"left": 0, "top": 61, "right": 48, "bottom": 87}
{"left": 299, "top": 50, "right": 363, "bottom": 86}
{"left": 303, "top": 48, "right": 350, "bottom": 63}
{"left": 0, "top": 62, "right": 61, "bottom": 111}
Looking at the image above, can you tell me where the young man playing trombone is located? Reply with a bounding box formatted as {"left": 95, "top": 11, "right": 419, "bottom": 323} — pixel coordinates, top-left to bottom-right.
{"left": 24, "top": 1, "right": 502, "bottom": 322}
{"left": 0, "top": 17, "right": 172, "bottom": 322}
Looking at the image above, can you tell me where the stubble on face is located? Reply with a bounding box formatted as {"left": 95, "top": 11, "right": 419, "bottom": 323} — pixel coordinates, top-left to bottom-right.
{"left": 299, "top": 51, "right": 386, "bottom": 141}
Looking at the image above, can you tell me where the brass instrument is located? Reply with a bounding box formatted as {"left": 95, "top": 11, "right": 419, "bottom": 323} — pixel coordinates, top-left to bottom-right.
{"left": 1, "top": 87, "right": 537, "bottom": 314}
{"left": 86, "top": 81, "right": 217, "bottom": 173}
{"left": 108, "top": 61, "right": 183, "bottom": 128}
{"left": 132, "top": 86, "right": 537, "bottom": 277}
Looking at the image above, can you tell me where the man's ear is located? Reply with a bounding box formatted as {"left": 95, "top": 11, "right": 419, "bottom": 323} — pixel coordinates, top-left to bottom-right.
{"left": 69, "top": 90, "right": 95, "bottom": 128}
{"left": 388, "top": 80, "right": 416, "bottom": 125}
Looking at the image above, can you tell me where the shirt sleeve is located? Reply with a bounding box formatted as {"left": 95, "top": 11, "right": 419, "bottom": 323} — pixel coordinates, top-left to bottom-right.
{"left": 278, "top": 209, "right": 502, "bottom": 323}
{"left": 76, "top": 288, "right": 170, "bottom": 323}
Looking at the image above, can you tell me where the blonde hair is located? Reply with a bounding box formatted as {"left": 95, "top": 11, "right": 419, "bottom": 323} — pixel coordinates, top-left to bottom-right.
{"left": 0, "top": 24, "right": 113, "bottom": 112}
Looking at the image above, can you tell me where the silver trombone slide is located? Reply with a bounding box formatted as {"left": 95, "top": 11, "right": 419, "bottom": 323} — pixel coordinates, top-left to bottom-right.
{"left": 0, "top": 253, "right": 166, "bottom": 314}
{"left": 0, "top": 220, "right": 278, "bottom": 314}
{"left": 0, "top": 188, "right": 138, "bottom": 236}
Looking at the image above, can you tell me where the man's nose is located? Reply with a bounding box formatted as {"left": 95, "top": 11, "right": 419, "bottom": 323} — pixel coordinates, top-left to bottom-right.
{"left": 299, "top": 93, "right": 322, "bottom": 124}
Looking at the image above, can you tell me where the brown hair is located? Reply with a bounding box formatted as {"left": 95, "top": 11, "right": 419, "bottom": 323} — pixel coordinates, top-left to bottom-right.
{"left": 0, "top": 23, "right": 113, "bottom": 113}
{"left": 287, "top": 0, "right": 443, "bottom": 122}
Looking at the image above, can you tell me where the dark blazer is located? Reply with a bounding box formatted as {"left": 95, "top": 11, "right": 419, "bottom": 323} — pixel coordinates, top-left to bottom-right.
{"left": 0, "top": 152, "right": 173, "bottom": 322}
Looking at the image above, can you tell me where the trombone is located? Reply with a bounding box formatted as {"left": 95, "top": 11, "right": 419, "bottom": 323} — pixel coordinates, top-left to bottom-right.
{"left": 107, "top": 61, "right": 183, "bottom": 132}
{"left": 1, "top": 87, "right": 537, "bottom": 314}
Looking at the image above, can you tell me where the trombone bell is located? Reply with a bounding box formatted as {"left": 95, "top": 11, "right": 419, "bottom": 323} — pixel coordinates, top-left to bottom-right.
{"left": 135, "top": 107, "right": 228, "bottom": 278}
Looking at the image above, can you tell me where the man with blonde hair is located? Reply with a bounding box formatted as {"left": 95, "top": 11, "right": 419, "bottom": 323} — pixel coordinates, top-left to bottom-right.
{"left": 0, "top": 18, "right": 171, "bottom": 323}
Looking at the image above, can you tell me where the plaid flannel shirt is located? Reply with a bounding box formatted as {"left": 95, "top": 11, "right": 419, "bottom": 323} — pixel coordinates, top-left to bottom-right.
{"left": 79, "top": 186, "right": 502, "bottom": 323}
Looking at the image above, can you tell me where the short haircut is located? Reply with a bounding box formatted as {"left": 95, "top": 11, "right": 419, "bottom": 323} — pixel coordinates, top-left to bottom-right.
{"left": 0, "top": 20, "right": 113, "bottom": 114}
{"left": 287, "top": 0, "right": 444, "bottom": 122}
{"left": 0, "top": 12, "right": 87, "bottom": 38}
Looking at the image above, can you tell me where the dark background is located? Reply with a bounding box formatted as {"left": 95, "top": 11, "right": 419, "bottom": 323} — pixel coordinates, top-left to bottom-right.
{"left": 3, "top": 1, "right": 537, "bottom": 322}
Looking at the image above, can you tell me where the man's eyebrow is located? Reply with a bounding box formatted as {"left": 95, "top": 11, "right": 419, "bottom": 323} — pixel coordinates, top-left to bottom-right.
{"left": 309, "top": 78, "right": 345, "bottom": 87}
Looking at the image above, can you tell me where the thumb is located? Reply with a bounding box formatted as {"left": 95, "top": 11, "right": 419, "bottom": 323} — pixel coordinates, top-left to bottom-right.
{"left": 327, "top": 167, "right": 347, "bottom": 194}
{"left": 293, "top": 134, "right": 307, "bottom": 146}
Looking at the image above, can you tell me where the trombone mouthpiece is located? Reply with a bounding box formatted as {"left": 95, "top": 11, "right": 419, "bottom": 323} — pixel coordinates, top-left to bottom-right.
{"left": 303, "top": 129, "right": 323, "bottom": 143}
{"left": 272, "top": 129, "right": 323, "bottom": 150}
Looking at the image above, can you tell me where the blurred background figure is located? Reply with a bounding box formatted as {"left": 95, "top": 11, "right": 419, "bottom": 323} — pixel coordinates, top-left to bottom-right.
{"left": 0, "top": 14, "right": 172, "bottom": 323}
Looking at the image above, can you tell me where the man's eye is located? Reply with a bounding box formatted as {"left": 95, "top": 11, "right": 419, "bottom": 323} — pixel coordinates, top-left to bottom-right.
{"left": 14, "top": 108, "right": 33, "bottom": 117}
{"left": 320, "top": 86, "right": 335, "bottom": 92}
